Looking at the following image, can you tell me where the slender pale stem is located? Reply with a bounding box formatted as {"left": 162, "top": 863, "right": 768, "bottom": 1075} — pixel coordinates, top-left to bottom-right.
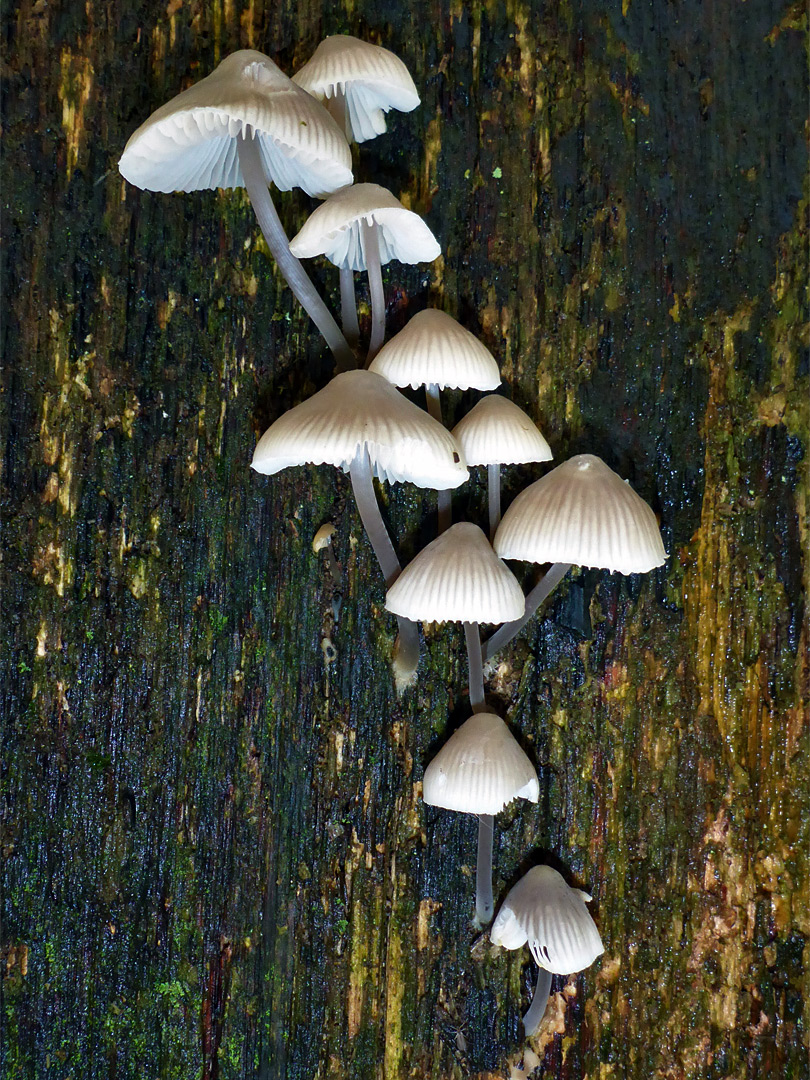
{"left": 339, "top": 267, "right": 360, "bottom": 353}
{"left": 464, "top": 622, "right": 486, "bottom": 713}
{"left": 522, "top": 967, "right": 553, "bottom": 1036}
{"left": 363, "top": 220, "right": 386, "bottom": 363}
{"left": 487, "top": 462, "right": 501, "bottom": 541}
{"left": 475, "top": 814, "right": 495, "bottom": 926}
{"left": 330, "top": 85, "right": 348, "bottom": 140}
{"left": 237, "top": 132, "right": 354, "bottom": 371}
{"left": 348, "top": 448, "right": 419, "bottom": 687}
{"left": 481, "top": 562, "right": 573, "bottom": 663}
{"left": 426, "top": 383, "right": 452, "bottom": 532}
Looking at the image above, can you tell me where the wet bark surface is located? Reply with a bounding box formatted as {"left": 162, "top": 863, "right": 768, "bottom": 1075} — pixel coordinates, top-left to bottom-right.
{"left": 1, "top": 1, "right": 807, "bottom": 1078}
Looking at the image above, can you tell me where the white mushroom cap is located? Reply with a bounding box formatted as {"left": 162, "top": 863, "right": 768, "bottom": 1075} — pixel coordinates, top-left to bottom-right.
{"left": 118, "top": 50, "right": 352, "bottom": 197}
{"left": 452, "top": 395, "right": 553, "bottom": 466}
{"left": 494, "top": 454, "right": 667, "bottom": 574}
{"left": 422, "top": 712, "right": 539, "bottom": 815}
{"left": 490, "top": 865, "right": 604, "bottom": 975}
{"left": 250, "top": 369, "right": 467, "bottom": 489}
{"left": 369, "top": 309, "right": 501, "bottom": 392}
{"left": 385, "top": 522, "right": 524, "bottom": 624}
{"left": 288, "top": 183, "right": 440, "bottom": 270}
{"left": 292, "top": 35, "right": 420, "bottom": 143}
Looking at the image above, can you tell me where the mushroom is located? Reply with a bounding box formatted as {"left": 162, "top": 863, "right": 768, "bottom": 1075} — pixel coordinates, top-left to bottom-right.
{"left": 251, "top": 369, "right": 468, "bottom": 689}
{"left": 423, "top": 711, "right": 538, "bottom": 926}
{"left": 370, "top": 309, "right": 501, "bottom": 531}
{"left": 485, "top": 454, "right": 667, "bottom": 661}
{"left": 292, "top": 35, "right": 420, "bottom": 144}
{"left": 289, "top": 183, "right": 440, "bottom": 362}
{"left": 490, "top": 865, "right": 603, "bottom": 1035}
{"left": 451, "top": 394, "right": 553, "bottom": 540}
{"left": 118, "top": 49, "right": 355, "bottom": 370}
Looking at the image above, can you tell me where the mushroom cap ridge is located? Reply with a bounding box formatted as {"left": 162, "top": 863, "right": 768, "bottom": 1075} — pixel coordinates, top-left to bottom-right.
{"left": 292, "top": 35, "right": 420, "bottom": 143}
{"left": 494, "top": 453, "right": 667, "bottom": 574}
{"left": 250, "top": 369, "right": 468, "bottom": 489}
{"left": 452, "top": 394, "right": 553, "bottom": 465}
{"left": 289, "top": 183, "right": 440, "bottom": 271}
{"left": 490, "top": 865, "right": 604, "bottom": 975}
{"left": 118, "top": 49, "right": 352, "bottom": 197}
{"left": 422, "top": 712, "right": 539, "bottom": 815}
{"left": 385, "top": 522, "right": 525, "bottom": 624}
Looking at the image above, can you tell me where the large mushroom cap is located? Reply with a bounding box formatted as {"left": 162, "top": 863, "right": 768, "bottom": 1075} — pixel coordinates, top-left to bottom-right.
{"left": 494, "top": 454, "right": 667, "bottom": 574}
{"left": 250, "top": 369, "right": 467, "bottom": 489}
{"left": 452, "top": 394, "right": 553, "bottom": 465}
{"left": 370, "top": 309, "right": 501, "bottom": 392}
{"left": 385, "top": 522, "right": 524, "bottom": 624}
{"left": 118, "top": 49, "right": 352, "bottom": 197}
{"left": 292, "top": 35, "right": 420, "bottom": 143}
{"left": 288, "top": 183, "right": 440, "bottom": 270}
{"left": 490, "top": 865, "right": 604, "bottom": 974}
{"left": 422, "top": 712, "right": 539, "bottom": 815}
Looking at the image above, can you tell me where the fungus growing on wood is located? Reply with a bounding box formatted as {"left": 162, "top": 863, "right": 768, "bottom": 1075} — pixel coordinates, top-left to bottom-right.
{"left": 423, "top": 711, "right": 538, "bottom": 926}
{"left": 485, "top": 454, "right": 667, "bottom": 661}
{"left": 370, "top": 309, "right": 501, "bottom": 530}
{"left": 251, "top": 369, "right": 468, "bottom": 689}
{"left": 491, "top": 865, "right": 603, "bottom": 1035}
{"left": 289, "top": 183, "right": 440, "bottom": 361}
{"left": 451, "top": 394, "right": 552, "bottom": 540}
{"left": 118, "top": 49, "right": 355, "bottom": 369}
{"left": 292, "top": 35, "right": 420, "bottom": 144}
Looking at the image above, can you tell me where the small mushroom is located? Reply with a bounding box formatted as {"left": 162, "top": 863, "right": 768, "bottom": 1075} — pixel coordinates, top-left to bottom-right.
{"left": 451, "top": 394, "right": 552, "bottom": 540}
{"left": 490, "top": 865, "right": 603, "bottom": 1035}
{"left": 485, "top": 454, "right": 667, "bottom": 661}
{"left": 423, "top": 712, "right": 538, "bottom": 926}
{"left": 118, "top": 50, "right": 355, "bottom": 369}
{"left": 370, "top": 310, "right": 501, "bottom": 531}
{"left": 292, "top": 35, "right": 420, "bottom": 144}
{"left": 251, "top": 369, "right": 468, "bottom": 689}
{"left": 289, "top": 183, "right": 440, "bottom": 362}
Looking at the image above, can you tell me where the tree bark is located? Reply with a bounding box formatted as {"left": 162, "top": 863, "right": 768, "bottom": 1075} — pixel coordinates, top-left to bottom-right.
{"left": 1, "top": 2, "right": 807, "bottom": 1079}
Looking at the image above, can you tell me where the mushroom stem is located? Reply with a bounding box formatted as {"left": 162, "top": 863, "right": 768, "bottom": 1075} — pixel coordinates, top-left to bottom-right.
{"left": 475, "top": 813, "right": 495, "bottom": 926}
{"left": 463, "top": 621, "right": 486, "bottom": 713}
{"left": 522, "top": 966, "right": 553, "bottom": 1036}
{"left": 481, "top": 562, "right": 573, "bottom": 663}
{"left": 339, "top": 266, "right": 360, "bottom": 353}
{"left": 426, "top": 384, "right": 452, "bottom": 532}
{"left": 487, "top": 462, "right": 501, "bottom": 541}
{"left": 362, "top": 220, "right": 386, "bottom": 362}
{"left": 237, "top": 131, "right": 354, "bottom": 371}
{"left": 349, "top": 447, "right": 419, "bottom": 685}
{"left": 330, "top": 85, "right": 348, "bottom": 139}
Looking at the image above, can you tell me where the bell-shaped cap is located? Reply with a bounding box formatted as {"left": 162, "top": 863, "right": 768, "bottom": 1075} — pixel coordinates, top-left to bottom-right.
{"left": 292, "top": 35, "right": 420, "bottom": 143}
{"left": 251, "top": 369, "right": 467, "bottom": 489}
{"left": 385, "top": 522, "right": 524, "bottom": 624}
{"left": 423, "top": 712, "right": 539, "bottom": 815}
{"left": 370, "top": 309, "right": 501, "bottom": 392}
{"left": 491, "top": 865, "right": 604, "bottom": 975}
{"left": 452, "top": 395, "right": 553, "bottom": 465}
{"left": 288, "top": 183, "right": 440, "bottom": 270}
{"left": 494, "top": 454, "right": 667, "bottom": 574}
{"left": 118, "top": 50, "right": 353, "bottom": 197}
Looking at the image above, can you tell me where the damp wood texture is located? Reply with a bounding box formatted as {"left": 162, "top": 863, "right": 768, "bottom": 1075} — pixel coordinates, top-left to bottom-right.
{"left": 1, "top": 2, "right": 808, "bottom": 1078}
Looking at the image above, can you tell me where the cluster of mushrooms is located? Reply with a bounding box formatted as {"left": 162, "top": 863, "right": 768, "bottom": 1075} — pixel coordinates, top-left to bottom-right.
{"left": 119, "top": 36, "right": 666, "bottom": 1043}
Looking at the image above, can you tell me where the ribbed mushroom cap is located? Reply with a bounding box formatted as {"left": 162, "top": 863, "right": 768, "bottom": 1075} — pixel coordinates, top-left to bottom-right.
{"left": 385, "top": 522, "right": 524, "bottom": 624}
{"left": 490, "top": 866, "right": 604, "bottom": 974}
{"left": 251, "top": 369, "right": 467, "bottom": 489}
{"left": 118, "top": 50, "right": 352, "bottom": 197}
{"left": 423, "top": 712, "right": 539, "bottom": 815}
{"left": 292, "top": 35, "right": 420, "bottom": 143}
{"left": 288, "top": 183, "right": 440, "bottom": 270}
{"left": 452, "top": 395, "right": 553, "bottom": 466}
{"left": 369, "top": 309, "right": 501, "bottom": 392}
{"left": 494, "top": 454, "right": 667, "bottom": 574}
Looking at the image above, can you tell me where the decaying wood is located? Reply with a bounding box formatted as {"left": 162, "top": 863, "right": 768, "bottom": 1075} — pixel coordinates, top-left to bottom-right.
{"left": 1, "top": 1, "right": 807, "bottom": 1078}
